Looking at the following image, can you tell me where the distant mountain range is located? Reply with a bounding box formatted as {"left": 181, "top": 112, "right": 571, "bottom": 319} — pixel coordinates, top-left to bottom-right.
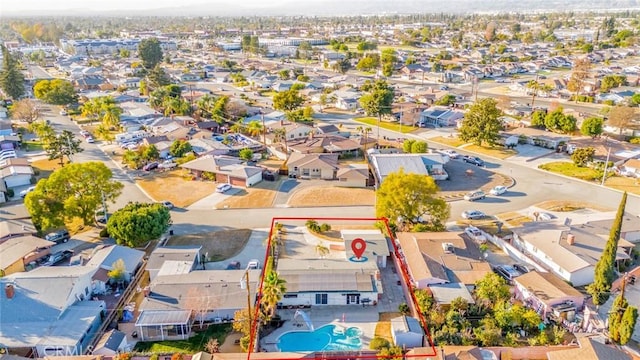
{"left": 7, "top": 0, "right": 640, "bottom": 17}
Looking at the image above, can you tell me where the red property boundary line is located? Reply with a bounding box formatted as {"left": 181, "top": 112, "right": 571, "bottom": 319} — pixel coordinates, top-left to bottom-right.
{"left": 246, "top": 217, "right": 437, "bottom": 360}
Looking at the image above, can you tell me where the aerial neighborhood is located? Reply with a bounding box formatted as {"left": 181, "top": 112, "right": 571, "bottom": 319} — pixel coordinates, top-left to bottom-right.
{"left": 2, "top": 5, "right": 640, "bottom": 360}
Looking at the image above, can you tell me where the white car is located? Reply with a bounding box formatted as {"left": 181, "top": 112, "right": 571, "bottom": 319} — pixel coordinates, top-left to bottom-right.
{"left": 461, "top": 210, "right": 485, "bottom": 220}
{"left": 19, "top": 186, "right": 36, "bottom": 198}
{"left": 216, "top": 183, "right": 232, "bottom": 193}
{"left": 442, "top": 149, "right": 459, "bottom": 159}
{"left": 464, "top": 226, "right": 487, "bottom": 243}
{"left": 86, "top": 137, "right": 95, "bottom": 143}
{"left": 490, "top": 186, "right": 507, "bottom": 195}
{"left": 158, "top": 160, "right": 177, "bottom": 169}
{"left": 59, "top": 110, "right": 68, "bottom": 116}
{"left": 159, "top": 200, "right": 174, "bottom": 209}
{"left": 80, "top": 130, "right": 91, "bottom": 137}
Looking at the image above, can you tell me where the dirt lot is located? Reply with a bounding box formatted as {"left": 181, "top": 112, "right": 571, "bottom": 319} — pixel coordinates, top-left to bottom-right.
{"left": 166, "top": 229, "right": 252, "bottom": 262}
{"left": 136, "top": 169, "right": 218, "bottom": 207}
{"left": 216, "top": 179, "right": 281, "bottom": 209}
{"left": 288, "top": 186, "right": 375, "bottom": 207}
{"left": 535, "top": 200, "right": 613, "bottom": 212}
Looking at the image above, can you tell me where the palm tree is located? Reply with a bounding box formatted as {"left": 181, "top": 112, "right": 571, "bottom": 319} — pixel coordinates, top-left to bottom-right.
{"left": 95, "top": 124, "right": 114, "bottom": 143}
{"left": 196, "top": 94, "right": 216, "bottom": 118}
{"left": 261, "top": 270, "right": 287, "bottom": 320}
{"left": 272, "top": 127, "right": 288, "bottom": 156}
{"left": 356, "top": 126, "right": 373, "bottom": 158}
{"left": 101, "top": 103, "right": 122, "bottom": 129}
{"left": 229, "top": 122, "right": 246, "bottom": 134}
{"left": 246, "top": 120, "right": 263, "bottom": 138}
{"left": 315, "top": 242, "right": 330, "bottom": 258}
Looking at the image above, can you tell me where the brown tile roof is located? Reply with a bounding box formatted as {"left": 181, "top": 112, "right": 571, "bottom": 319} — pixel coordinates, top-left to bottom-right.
{"left": 515, "top": 271, "right": 583, "bottom": 303}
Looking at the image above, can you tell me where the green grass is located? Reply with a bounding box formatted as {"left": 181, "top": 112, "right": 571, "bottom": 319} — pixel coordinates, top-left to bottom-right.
{"left": 538, "top": 161, "right": 601, "bottom": 181}
{"left": 133, "top": 324, "right": 231, "bottom": 354}
{"left": 428, "top": 136, "right": 467, "bottom": 148}
{"left": 23, "top": 140, "right": 44, "bottom": 151}
{"left": 354, "top": 117, "right": 416, "bottom": 134}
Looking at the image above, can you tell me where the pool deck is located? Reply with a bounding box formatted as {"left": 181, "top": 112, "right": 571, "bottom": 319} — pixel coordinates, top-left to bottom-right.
{"left": 260, "top": 307, "right": 379, "bottom": 352}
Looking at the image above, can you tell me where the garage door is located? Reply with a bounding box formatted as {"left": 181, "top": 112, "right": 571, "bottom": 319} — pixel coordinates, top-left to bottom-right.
{"left": 5, "top": 175, "right": 31, "bottom": 188}
{"left": 216, "top": 174, "right": 229, "bottom": 183}
{"left": 230, "top": 177, "right": 245, "bottom": 187}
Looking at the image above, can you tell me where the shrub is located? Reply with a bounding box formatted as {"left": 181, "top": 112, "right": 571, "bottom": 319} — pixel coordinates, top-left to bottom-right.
{"left": 99, "top": 228, "right": 109, "bottom": 238}
{"left": 398, "top": 302, "right": 410, "bottom": 315}
{"left": 6, "top": 189, "right": 14, "bottom": 198}
{"left": 630, "top": 137, "right": 640, "bottom": 144}
{"left": 369, "top": 337, "right": 390, "bottom": 350}
{"left": 319, "top": 223, "right": 331, "bottom": 232}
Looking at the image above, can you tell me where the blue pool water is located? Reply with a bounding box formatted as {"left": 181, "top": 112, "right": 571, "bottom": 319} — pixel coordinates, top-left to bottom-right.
{"left": 276, "top": 324, "right": 363, "bottom": 352}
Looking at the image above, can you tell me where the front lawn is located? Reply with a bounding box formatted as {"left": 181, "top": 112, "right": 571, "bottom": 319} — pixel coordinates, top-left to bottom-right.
{"left": 354, "top": 117, "right": 416, "bottom": 134}
{"left": 464, "top": 144, "right": 518, "bottom": 160}
{"left": 166, "top": 229, "right": 252, "bottom": 262}
{"left": 538, "top": 162, "right": 601, "bottom": 181}
{"left": 428, "top": 136, "right": 466, "bottom": 148}
{"left": 23, "top": 140, "right": 44, "bottom": 152}
{"left": 133, "top": 324, "right": 232, "bottom": 354}
{"left": 605, "top": 176, "right": 640, "bottom": 196}
{"left": 136, "top": 169, "right": 218, "bottom": 207}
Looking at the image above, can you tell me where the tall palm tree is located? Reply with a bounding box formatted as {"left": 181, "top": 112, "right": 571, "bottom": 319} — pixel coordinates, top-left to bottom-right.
{"left": 356, "top": 126, "right": 373, "bottom": 158}
{"left": 101, "top": 103, "right": 122, "bottom": 129}
{"left": 272, "top": 127, "right": 288, "bottom": 156}
{"left": 229, "top": 122, "right": 246, "bottom": 134}
{"left": 261, "top": 270, "right": 286, "bottom": 320}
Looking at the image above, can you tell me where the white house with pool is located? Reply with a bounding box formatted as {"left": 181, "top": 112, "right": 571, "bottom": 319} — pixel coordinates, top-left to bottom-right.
{"left": 276, "top": 258, "right": 382, "bottom": 308}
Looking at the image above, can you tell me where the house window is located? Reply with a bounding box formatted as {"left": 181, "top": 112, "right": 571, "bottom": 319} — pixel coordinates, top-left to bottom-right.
{"left": 315, "top": 293, "right": 328, "bottom": 305}
{"left": 283, "top": 294, "right": 298, "bottom": 298}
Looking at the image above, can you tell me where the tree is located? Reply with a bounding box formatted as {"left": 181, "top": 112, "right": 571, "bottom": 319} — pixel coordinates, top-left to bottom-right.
{"left": 608, "top": 106, "right": 636, "bottom": 135}
{"left": 107, "top": 258, "right": 126, "bottom": 284}
{"left": 531, "top": 110, "right": 547, "bottom": 128}
{"left": 140, "top": 144, "right": 159, "bottom": 161}
{"left": 95, "top": 124, "right": 115, "bottom": 143}
{"left": 474, "top": 273, "right": 510, "bottom": 307}
{"left": 261, "top": 270, "right": 286, "bottom": 320}
{"left": 402, "top": 139, "right": 428, "bottom": 153}
{"left": 459, "top": 98, "right": 503, "bottom": 146}
{"left": 239, "top": 148, "right": 254, "bottom": 161}
{"left": 169, "top": 139, "right": 193, "bottom": 157}
{"left": 107, "top": 202, "right": 172, "bottom": 248}
{"left": 376, "top": 169, "right": 450, "bottom": 231}
{"left": 587, "top": 192, "right": 627, "bottom": 305}
{"left": 138, "top": 38, "right": 163, "bottom": 69}
{"left": 34, "top": 79, "right": 77, "bottom": 105}
{"left": 29, "top": 120, "right": 55, "bottom": 144}
{"left": 619, "top": 306, "right": 638, "bottom": 345}
{"left": 359, "top": 80, "right": 395, "bottom": 142}
{"left": 434, "top": 94, "right": 456, "bottom": 106}
{"left": 567, "top": 58, "right": 591, "bottom": 102}
{"left": 10, "top": 99, "right": 40, "bottom": 123}
{"left": 245, "top": 120, "right": 263, "bottom": 139}
{"left": 544, "top": 107, "right": 576, "bottom": 134}
{"left": 571, "top": 147, "right": 595, "bottom": 167}
{"left": 600, "top": 74, "right": 627, "bottom": 92}
{"left": 474, "top": 317, "right": 502, "bottom": 346}
{"left": 315, "top": 242, "right": 329, "bottom": 258}
{"left": 24, "top": 162, "right": 123, "bottom": 230}
{"left": 609, "top": 293, "right": 629, "bottom": 343}
{"left": 205, "top": 338, "right": 220, "bottom": 354}
{"left": 581, "top": 117, "right": 604, "bottom": 138}
{"left": 273, "top": 89, "right": 304, "bottom": 112}
{"left": 45, "top": 130, "right": 83, "bottom": 167}
{"left": 147, "top": 64, "right": 171, "bottom": 89}
{"left": 0, "top": 46, "right": 25, "bottom": 99}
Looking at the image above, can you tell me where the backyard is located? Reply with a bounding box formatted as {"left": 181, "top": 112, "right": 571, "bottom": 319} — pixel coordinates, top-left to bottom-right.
{"left": 133, "top": 324, "right": 232, "bottom": 353}
{"left": 166, "top": 229, "right": 252, "bottom": 262}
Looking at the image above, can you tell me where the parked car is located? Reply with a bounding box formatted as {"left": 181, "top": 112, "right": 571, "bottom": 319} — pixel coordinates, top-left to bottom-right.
{"left": 79, "top": 130, "right": 91, "bottom": 138}
{"left": 43, "top": 250, "right": 74, "bottom": 266}
{"left": 461, "top": 210, "right": 485, "bottom": 220}
{"left": 463, "top": 156, "right": 485, "bottom": 166}
{"left": 158, "top": 160, "right": 177, "bottom": 169}
{"left": 159, "top": 200, "right": 174, "bottom": 209}
{"left": 440, "top": 85, "right": 449, "bottom": 90}
{"left": 464, "top": 190, "right": 486, "bottom": 201}
{"left": 464, "top": 226, "right": 487, "bottom": 243}
{"left": 59, "top": 110, "right": 68, "bottom": 116}
{"left": 538, "top": 212, "right": 555, "bottom": 221}
{"left": 441, "top": 149, "right": 459, "bottom": 159}
{"left": 493, "top": 265, "right": 523, "bottom": 283}
{"left": 143, "top": 162, "right": 159, "bottom": 171}
{"left": 247, "top": 259, "right": 260, "bottom": 269}
{"left": 216, "top": 183, "right": 232, "bottom": 193}
{"left": 490, "top": 186, "right": 507, "bottom": 195}
{"left": 513, "top": 264, "right": 532, "bottom": 274}
{"left": 45, "top": 229, "right": 71, "bottom": 244}
{"left": 19, "top": 186, "right": 37, "bottom": 198}
{"left": 86, "top": 136, "right": 95, "bottom": 143}
{"left": 226, "top": 261, "right": 241, "bottom": 270}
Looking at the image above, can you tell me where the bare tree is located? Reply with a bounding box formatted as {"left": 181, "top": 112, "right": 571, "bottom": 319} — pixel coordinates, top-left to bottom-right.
{"left": 11, "top": 99, "right": 41, "bottom": 124}
{"left": 185, "top": 287, "right": 218, "bottom": 329}
{"left": 608, "top": 106, "right": 637, "bottom": 135}
{"left": 567, "top": 58, "right": 592, "bottom": 102}
{"left": 205, "top": 338, "right": 220, "bottom": 353}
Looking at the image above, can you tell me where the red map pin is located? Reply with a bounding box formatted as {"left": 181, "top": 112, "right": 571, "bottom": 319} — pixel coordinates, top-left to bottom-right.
{"left": 351, "top": 238, "right": 367, "bottom": 259}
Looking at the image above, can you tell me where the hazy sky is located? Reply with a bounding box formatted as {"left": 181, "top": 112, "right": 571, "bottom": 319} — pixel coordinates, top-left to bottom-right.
{"left": 4, "top": 0, "right": 285, "bottom": 12}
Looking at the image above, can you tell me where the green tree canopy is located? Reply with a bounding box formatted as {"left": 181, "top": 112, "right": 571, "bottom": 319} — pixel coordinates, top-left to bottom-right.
{"left": 45, "top": 130, "right": 83, "bottom": 167}
{"left": 24, "top": 162, "right": 123, "bottom": 230}
{"left": 107, "top": 202, "right": 172, "bottom": 248}
{"left": 580, "top": 117, "right": 604, "bottom": 138}
{"left": 376, "top": 169, "right": 449, "bottom": 231}
{"left": 138, "top": 38, "right": 163, "bottom": 69}
{"left": 34, "top": 79, "right": 77, "bottom": 105}
{"left": 170, "top": 139, "right": 193, "bottom": 157}
{"left": 273, "top": 89, "right": 304, "bottom": 112}
{"left": 544, "top": 107, "right": 576, "bottom": 134}
{"left": 459, "top": 98, "right": 503, "bottom": 146}
{"left": 571, "top": 147, "right": 595, "bottom": 167}
{"left": 474, "top": 273, "right": 510, "bottom": 307}
{"left": 0, "top": 46, "right": 25, "bottom": 99}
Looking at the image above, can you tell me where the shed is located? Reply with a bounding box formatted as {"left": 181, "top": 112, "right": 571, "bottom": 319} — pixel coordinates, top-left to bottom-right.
{"left": 390, "top": 315, "right": 424, "bottom": 349}
{"left": 92, "top": 329, "right": 128, "bottom": 356}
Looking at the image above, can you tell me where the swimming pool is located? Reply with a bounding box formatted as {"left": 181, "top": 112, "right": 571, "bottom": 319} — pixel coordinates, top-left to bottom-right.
{"left": 276, "top": 324, "right": 363, "bottom": 352}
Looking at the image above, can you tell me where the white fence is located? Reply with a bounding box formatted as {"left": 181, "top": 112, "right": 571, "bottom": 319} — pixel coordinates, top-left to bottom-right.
{"left": 481, "top": 230, "right": 547, "bottom": 273}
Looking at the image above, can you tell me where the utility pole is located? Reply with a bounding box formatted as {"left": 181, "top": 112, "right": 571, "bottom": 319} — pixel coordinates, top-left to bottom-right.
{"left": 601, "top": 146, "right": 611, "bottom": 186}
{"left": 531, "top": 73, "right": 539, "bottom": 109}
{"left": 261, "top": 111, "right": 266, "bottom": 146}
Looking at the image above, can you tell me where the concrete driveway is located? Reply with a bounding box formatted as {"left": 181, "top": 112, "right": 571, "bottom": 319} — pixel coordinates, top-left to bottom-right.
{"left": 505, "top": 144, "right": 556, "bottom": 164}
{"left": 187, "top": 187, "right": 241, "bottom": 210}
